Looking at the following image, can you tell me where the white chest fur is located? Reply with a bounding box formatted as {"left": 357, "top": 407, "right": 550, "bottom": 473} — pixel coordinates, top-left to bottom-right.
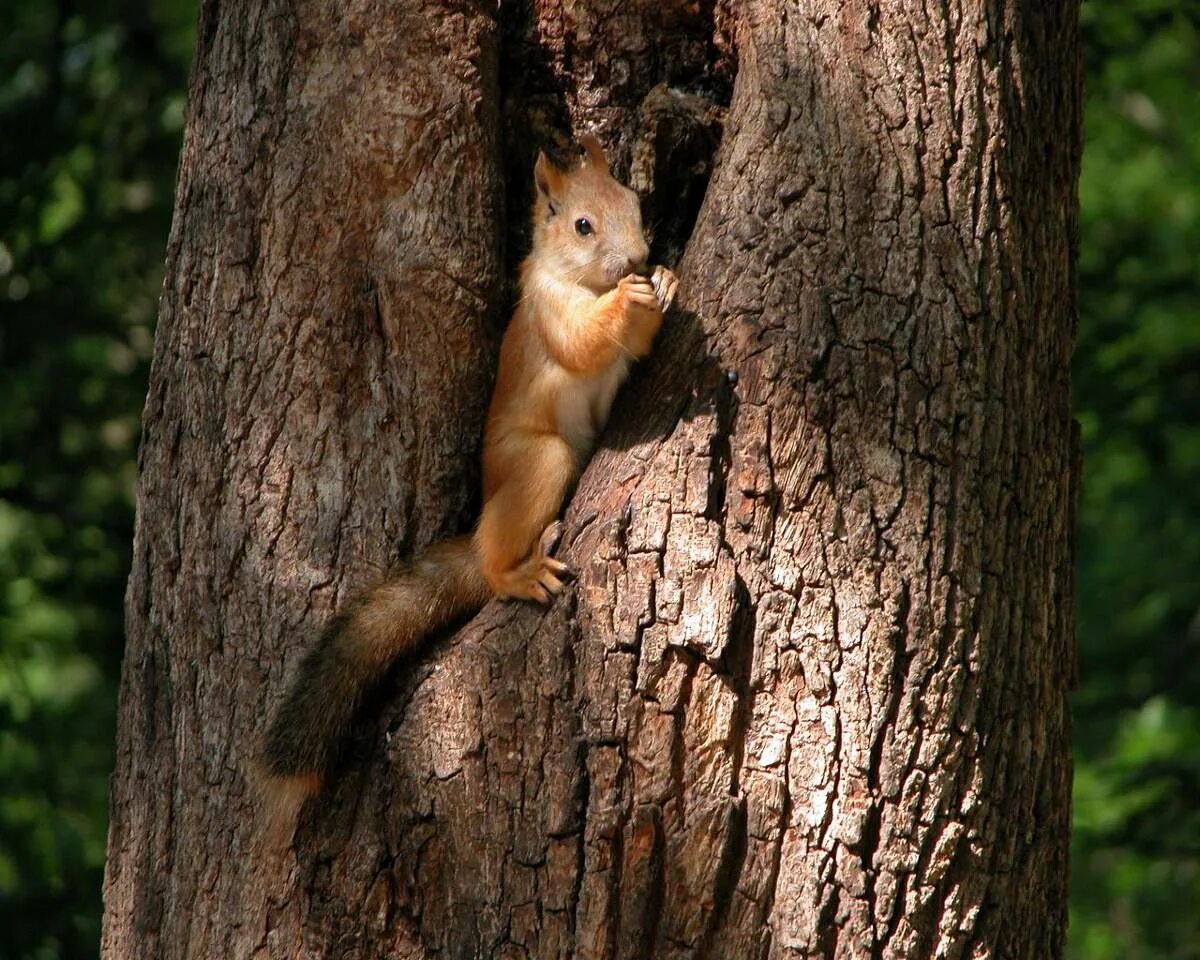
{"left": 556, "top": 357, "right": 632, "bottom": 457}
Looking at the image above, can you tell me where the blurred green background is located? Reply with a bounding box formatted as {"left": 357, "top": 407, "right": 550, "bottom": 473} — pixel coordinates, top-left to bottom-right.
{"left": 0, "top": 1, "right": 1196, "bottom": 957}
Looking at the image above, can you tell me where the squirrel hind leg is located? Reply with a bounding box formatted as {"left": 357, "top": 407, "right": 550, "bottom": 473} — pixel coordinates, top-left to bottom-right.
{"left": 477, "top": 439, "right": 577, "bottom": 603}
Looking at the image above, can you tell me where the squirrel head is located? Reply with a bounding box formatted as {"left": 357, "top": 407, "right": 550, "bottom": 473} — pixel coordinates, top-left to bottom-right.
{"left": 531, "top": 135, "right": 650, "bottom": 293}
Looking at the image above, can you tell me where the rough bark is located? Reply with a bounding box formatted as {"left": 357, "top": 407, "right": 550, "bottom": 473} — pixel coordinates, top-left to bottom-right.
{"left": 103, "top": 1, "right": 1080, "bottom": 959}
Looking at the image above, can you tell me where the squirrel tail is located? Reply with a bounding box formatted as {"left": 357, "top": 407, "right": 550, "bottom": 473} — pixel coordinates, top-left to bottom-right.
{"left": 254, "top": 534, "right": 489, "bottom": 846}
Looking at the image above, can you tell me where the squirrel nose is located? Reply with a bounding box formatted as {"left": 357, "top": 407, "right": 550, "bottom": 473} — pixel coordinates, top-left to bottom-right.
{"left": 628, "top": 240, "right": 650, "bottom": 275}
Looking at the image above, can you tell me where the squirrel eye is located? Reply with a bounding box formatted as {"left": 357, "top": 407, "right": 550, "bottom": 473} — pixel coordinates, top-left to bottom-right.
{"left": 574, "top": 217, "right": 594, "bottom": 237}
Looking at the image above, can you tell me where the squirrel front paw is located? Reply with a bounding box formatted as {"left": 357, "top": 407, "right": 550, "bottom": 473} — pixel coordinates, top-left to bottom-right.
{"left": 615, "top": 271, "right": 670, "bottom": 357}
{"left": 618, "top": 273, "right": 662, "bottom": 319}
{"left": 650, "top": 265, "right": 678, "bottom": 312}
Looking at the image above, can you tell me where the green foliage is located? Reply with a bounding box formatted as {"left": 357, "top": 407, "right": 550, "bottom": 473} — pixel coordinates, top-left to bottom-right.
{"left": 1071, "top": 1, "right": 1200, "bottom": 956}
{"left": 0, "top": 0, "right": 1197, "bottom": 957}
{"left": 0, "top": 1, "right": 194, "bottom": 957}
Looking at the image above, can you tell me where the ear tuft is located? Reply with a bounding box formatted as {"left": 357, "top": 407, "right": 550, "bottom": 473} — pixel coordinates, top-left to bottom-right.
{"left": 534, "top": 151, "right": 565, "bottom": 213}
{"left": 579, "top": 133, "right": 609, "bottom": 174}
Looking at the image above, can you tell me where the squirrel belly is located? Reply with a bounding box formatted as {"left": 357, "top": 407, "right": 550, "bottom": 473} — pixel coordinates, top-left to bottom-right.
{"left": 255, "top": 535, "right": 488, "bottom": 844}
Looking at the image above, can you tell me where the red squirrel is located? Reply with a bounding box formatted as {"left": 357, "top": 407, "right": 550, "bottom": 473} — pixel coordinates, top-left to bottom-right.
{"left": 257, "top": 135, "right": 678, "bottom": 838}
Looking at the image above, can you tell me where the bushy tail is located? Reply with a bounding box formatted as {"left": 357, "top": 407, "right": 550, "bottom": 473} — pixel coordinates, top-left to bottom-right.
{"left": 255, "top": 535, "right": 489, "bottom": 845}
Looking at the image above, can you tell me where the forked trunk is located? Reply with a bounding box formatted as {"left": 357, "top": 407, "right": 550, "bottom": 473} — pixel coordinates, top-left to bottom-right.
{"left": 103, "top": 1, "right": 1080, "bottom": 957}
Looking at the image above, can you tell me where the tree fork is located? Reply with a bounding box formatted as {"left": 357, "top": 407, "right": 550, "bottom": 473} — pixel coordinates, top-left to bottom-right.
{"left": 103, "top": 1, "right": 1080, "bottom": 958}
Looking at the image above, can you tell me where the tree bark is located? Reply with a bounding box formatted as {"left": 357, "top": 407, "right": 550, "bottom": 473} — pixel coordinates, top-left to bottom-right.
{"left": 103, "top": 1, "right": 1080, "bottom": 958}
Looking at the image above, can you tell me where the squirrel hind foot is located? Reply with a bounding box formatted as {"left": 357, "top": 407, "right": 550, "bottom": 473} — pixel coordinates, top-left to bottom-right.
{"left": 490, "top": 522, "right": 574, "bottom": 605}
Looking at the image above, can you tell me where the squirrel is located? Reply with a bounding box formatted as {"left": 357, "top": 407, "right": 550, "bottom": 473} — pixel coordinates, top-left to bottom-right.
{"left": 256, "top": 134, "right": 678, "bottom": 842}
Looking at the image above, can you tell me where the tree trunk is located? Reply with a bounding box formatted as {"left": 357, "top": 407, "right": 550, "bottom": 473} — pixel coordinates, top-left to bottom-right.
{"left": 102, "top": 1, "right": 1080, "bottom": 958}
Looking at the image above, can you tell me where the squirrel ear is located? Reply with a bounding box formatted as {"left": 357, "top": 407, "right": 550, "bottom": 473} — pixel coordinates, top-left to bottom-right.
{"left": 579, "top": 133, "right": 609, "bottom": 174}
{"left": 534, "top": 151, "right": 564, "bottom": 213}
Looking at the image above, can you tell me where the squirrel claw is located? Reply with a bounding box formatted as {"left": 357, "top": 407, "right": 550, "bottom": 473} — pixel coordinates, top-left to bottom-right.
{"left": 536, "top": 521, "right": 573, "bottom": 595}
{"left": 651, "top": 266, "right": 679, "bottom": 312}
{"left": 542, "top": 556, "right": 573, "bottom": 579}
{"left": 537, "top": 569, "right": 566, "bottom": 597}
{"left": 539, "top": 521, "right": 565, "bottom": 556}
